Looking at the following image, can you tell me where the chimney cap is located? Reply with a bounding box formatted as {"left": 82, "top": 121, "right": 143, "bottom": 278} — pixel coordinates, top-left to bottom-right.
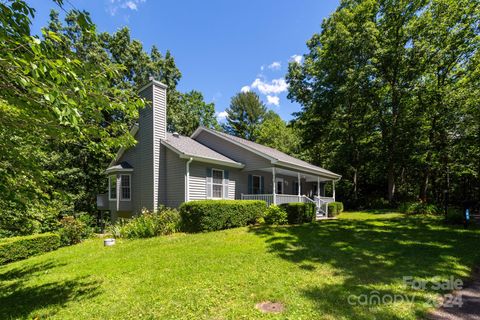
{"left": 172, "top": 132, "right": 180, "bottom": 138}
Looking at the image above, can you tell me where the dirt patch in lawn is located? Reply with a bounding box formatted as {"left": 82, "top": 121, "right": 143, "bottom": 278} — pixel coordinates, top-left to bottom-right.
{"left": 255, "top": 301, "right": 285, "bottom": 313}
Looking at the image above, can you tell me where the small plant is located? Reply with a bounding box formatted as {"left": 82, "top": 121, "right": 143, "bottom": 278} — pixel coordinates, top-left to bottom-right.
{"left": 115, "top": 207, "right": 181, "bottom": 239}
{"left": 264, "top": 205, "right": 288, "bottom": 225}
{"left": 399, "top": 202, "right": 439, "bottom": 215}
{"left": 279, "top": 203, "right": 316, "bottom": 224}
{"left": 327, "top": 202, "right": 344, "bottom": 217}
{"left": 58, "top": 216, "right": 92, "bottom": 246}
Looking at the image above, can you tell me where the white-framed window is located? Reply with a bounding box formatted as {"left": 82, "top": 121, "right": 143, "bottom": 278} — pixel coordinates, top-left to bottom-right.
{"left": 120, "top": 174, "right": 131, "bottom": 201}
{"left": 109, "top": 175, "right": 117, "bottom": 200}
{"left": 252, "top": 175, "right": 261, "bottom": 194}
{"left": 212, "top": 169, "right": 224, "bottom": 199}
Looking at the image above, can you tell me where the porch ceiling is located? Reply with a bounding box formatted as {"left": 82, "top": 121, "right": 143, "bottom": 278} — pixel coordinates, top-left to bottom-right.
{"left": 254, "top": 167, "right": 334, "bottom": 182}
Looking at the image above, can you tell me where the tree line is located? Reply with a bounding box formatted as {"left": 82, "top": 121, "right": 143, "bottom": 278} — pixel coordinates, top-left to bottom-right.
{"left": 286, "top": 0, "right": 479, "bottom": 208}
{"left": 0, "top": 0, "right": 478, "bottom": 236}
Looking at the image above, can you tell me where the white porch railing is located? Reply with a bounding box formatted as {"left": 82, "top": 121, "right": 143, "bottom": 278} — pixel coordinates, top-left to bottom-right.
{"left": 316, "top": 196, "right": 335, "bottom": 204}
{"left": 241, "top": 194, "right": 275, "bottom": 206}
{"left": 276, "top": 194, "right": 303, "bottom": 205}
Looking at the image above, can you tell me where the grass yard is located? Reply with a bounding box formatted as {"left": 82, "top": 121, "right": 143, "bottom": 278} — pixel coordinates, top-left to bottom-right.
{"left": 1, "top": 211, "right": 480, "bottom": 319}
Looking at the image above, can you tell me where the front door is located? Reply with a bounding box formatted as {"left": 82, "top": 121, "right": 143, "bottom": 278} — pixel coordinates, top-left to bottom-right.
{"left": 276, "top": 178, "right": 284, "bottom": 194}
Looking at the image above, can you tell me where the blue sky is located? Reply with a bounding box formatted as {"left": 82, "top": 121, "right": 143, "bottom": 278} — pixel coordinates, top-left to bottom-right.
{"left": 28, "top": 0, "right": 339, "bottom": 121}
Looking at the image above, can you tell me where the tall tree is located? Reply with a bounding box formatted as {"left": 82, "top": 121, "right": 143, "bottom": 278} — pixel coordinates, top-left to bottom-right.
{"left": 169, "top": 90, "right": 219, "bottom": 136}
{"left": 223, "top": 91, "right": 267, "bottom": 141}
{"left": 0, "top": 0, "right": 142, "bottom": 235}
{"left": 287, "top": 0, "right": 479, "bottom": 207}
{"left": 256, "top": 110, "right": 301, "bottom": 156}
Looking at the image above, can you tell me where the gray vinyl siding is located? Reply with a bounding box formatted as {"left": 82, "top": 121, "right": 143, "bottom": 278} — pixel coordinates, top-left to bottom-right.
{"left": 194, "top": 131, "right": 271, "bottom": 171}
{"left": 188, "top": 162, "right": 240, "bottom": 200}
{"left": 152, "top": 83, "right": 166, "bottom": 209}
{"left": 165, "top": 148, "right": 186, "bottom": 208}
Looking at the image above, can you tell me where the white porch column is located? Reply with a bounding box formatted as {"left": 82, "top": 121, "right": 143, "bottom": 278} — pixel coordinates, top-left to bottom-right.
{"left": 272, "top": 167, "right": 276, "bottom": 205}
{"left": 333, "top": 180, "right": 336, "bottom": 201}
{"left": 297, "top": 172, "right": 301, "bottom": 195}
{"left": 317, "top": 177, "right": 320, "bottom": 197}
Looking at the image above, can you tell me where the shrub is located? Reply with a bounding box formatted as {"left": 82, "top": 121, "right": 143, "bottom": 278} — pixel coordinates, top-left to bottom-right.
{"left": 445, "top": 208, "right": 464, "bottom": 225}
{"left": 327, "top": 202, "right": 344, "bottom": 217}
{"left": 264, "top": 205, "right": 288, "bottom": 225}
{"left": 0, "top": 233, "right": 61, "bottom": 265}
{"left": 399, "top": 202, "right": 440, "bottom": 215}
{"left": 279, "top": 203, "right": 316, "bottom": 224}
{"left": 58, "top": 216, "right": 92, "bottom": 246}
{"left": 179, "top": 200, "right": 266, "bottom": 232}
{"left": 118, "top": 208, "right": 181, "bottom": 239}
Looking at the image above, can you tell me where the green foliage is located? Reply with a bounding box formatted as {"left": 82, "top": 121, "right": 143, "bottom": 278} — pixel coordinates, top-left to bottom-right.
{"left": 169, "top": 90, "right": 219, "bottom": 136}
{"left": 287, "top": 0, "right": 480, "bottom": 208}
{"left": 0, "top": 232, "right": 60, "bottom": 265}
{"left": 398, "top": 202, "right": 440, "bottom": 215}
{"left": 114, "top": 208, "right": 181, "bottom": 239}
{"left": 328, "top": 202, "right": 344, "bottom": 217}
{"left": 279, "top": 203, "right": 316, "bottom": 224}
{"left": 179, "top": 200, "right": 266, "bottom": 232}
{"left": 263, "top": 205, "right": 288, "bottom": 225}
{"left": 58, "top": 216, "right": 93, "bottom": 246}
{"left": 445, "top": 207, "right": 464, "bottom": 225}
{"left": 223, "top": 91, "right": 267, "bottom": 141}
{"left": 256, "top": 111, "right": 301, "bottom": 156}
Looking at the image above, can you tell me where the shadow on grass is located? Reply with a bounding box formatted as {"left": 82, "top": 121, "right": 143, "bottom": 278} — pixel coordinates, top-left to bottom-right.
{"left": 249, "top": 215, "right": 480, "bottom": 319}
{"left": 0, "top": 261, "right": 101, "bottom": 319}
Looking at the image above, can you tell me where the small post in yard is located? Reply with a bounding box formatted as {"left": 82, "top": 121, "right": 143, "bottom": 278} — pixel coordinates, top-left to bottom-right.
{"left": 464, "top": 207, "right": 470, "bottom": 229}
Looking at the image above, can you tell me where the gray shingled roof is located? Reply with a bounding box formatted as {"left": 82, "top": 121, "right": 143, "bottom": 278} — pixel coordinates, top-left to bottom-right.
{"left": 197, "top": 128, "right": 340, "bottom": 178}
{"left": 105, "top": 161, "right": 134, "bottom": 173}
{"left": 162, "top": 132, "right": 242, "bottom": 166}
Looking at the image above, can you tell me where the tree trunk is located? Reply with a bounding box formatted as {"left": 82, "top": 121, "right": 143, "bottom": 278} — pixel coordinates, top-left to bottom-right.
{"left": 387, "top": 162, "right": 395, "bottom": 202}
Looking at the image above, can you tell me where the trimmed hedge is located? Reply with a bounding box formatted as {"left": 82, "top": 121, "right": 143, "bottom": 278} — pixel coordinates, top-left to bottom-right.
{"left": 328, "top": 202, "right": 344, "bottom": 217}
{"left": 179, "top": 200, "right": 267, "bottom": 232}
{"left": 279, "top": 203, "right": 316, "bottom": 224}
{"left": 0, "top": 233, "right": 61, "bottom": 265}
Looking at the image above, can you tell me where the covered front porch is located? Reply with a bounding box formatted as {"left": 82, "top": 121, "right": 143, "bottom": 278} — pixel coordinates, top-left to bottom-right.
{"left": 240, "top": 166, "right": 337, "bottom": 216}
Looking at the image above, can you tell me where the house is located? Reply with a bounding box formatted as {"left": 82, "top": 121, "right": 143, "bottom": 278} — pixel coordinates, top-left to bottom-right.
{"left": 96, "top": 80, "right": 341, "bottom": 220}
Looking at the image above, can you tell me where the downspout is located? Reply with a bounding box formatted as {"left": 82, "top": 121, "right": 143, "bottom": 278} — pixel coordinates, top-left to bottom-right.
{"left": 185, "top": 158, "right": 193, "bottom": 202}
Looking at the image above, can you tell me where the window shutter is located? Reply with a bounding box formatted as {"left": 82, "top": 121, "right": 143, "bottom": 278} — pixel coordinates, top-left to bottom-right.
{"left": 206, "top": 167, "right": 212, "bottom": 198}
{"left": 223, "top": 170, "right": 229, "bottom": 199}
{"left": 260, "top": 176, "right": 265, "bottom": 194}
{"left": 248, "top": 174, "right": 253, "bottom": 194}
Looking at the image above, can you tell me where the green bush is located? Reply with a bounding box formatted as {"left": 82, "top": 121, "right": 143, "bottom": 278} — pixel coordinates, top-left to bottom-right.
{"left": 179, "top": 200, "right": 266, "bottom": 232}
{"left": 0, "top": 233, "right": 61, "bottom": 265}
{"left": 399, "top": 202, "right": 440, "bottom": 215}
{"left": 58, "top": 216, "right": 93, "bottom": 246}
{"left": 327, "top": 202, "right": 344, "bottom": 217}
{"left": 118, "top": 208, "right": 181, "bottom": 239}
{"left": 264, "top": 205, "right": 288, "bottom": 225}
{"left": 279, "top": 203, "right": 316, "bottom": 224}
{"left": 445, "top": 207, "right": 464, "bottom": 225}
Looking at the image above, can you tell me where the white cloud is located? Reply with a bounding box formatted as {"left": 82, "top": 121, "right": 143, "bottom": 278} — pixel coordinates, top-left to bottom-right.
{"left": 216, "top": 111, "right": 228, "bottom": 122}
{"left": 107, "top": 0, "right": 146, "bottom": 16}
{"left": 268, "top": 61, "right": 281, "bottom": 70}
{"left": 266, "top": 95, "right": 280, "bottom": 106}
{"left": 240, "top": 85, "right": 250, "bottom": 93}
{"left": 251, "top": 78, "right": 288, "bottom": 95}
{"left": 290, "top": 54, "right": 303, "bottom": 64}
{"left": 123, "top": 1, "right": 137, "bottom": 10}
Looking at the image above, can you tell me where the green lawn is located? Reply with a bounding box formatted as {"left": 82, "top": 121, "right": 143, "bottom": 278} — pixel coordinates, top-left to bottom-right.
{"left": 1, "top": 212, "right": 479, "bottom": 319}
